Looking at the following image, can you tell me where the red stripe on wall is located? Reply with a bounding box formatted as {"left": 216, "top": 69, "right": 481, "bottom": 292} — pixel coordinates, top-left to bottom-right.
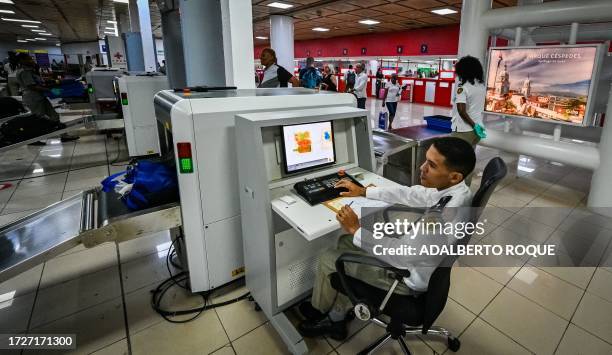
{"left": 255, "top": 25, "right": 461, "bottom": 59}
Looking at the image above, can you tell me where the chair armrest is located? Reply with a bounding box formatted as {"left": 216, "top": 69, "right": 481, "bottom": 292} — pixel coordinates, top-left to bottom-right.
{"left": 334, "top": 253, "right": 410, "bottom": 306}
{"left": 383, "top": 205, "right": 427, "bottom": 223}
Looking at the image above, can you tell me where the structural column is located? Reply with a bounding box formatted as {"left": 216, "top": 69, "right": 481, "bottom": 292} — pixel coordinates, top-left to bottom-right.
{"left": 159, "top": 0, "right": 186, "bottom": 88}
{"left": 457, "top": 0, "right": 492, "bottom": 63}
{"left": 270, "top": 15, "right": 295, "bottom": 76}
{"left": 136, "top": 0, "right": 156, "bottom": 72}
{"left": 221, "top": 0, "right": 256, "bottom": 88}
{"left": 588, "top": 84, "right": 612, "bottom": 216}
{"left": 179, "top": 0, "right": 226, "bottom": 86}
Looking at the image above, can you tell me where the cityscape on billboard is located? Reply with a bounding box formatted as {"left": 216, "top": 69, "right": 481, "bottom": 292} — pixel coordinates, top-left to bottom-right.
{"left": 485, "top": 46, "right": 598, "bottom": 125}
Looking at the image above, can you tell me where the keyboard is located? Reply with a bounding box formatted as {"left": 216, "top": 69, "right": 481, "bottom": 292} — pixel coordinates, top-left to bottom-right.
{"left": 294, "top": 172, "right": 364, "bottom": 206}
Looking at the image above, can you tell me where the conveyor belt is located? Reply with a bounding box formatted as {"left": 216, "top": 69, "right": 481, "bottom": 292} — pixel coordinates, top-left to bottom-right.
{"left": 0, "top": 187, "right": 181, "bottom": 283}
{"left": 0, "top": 116, "right": 91, "bottom": 154}
{"left": 0, "top": 114, "right": 124, "bottom": 154}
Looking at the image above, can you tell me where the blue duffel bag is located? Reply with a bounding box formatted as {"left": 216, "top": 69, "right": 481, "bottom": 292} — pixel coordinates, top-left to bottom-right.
{"left": 101, "top": 158, "right": 179, "bottom": 211}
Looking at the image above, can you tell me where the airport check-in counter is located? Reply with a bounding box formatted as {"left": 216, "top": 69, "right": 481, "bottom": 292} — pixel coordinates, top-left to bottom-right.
{"left": 235, "top": 106, "right": 402, "bottom": 354}
{"left": 153, "top": 88, "right": 357, "bottom": 293}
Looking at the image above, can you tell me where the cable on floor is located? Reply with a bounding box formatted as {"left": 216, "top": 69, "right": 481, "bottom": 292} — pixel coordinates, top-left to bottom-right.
{"left": 150, "top": 235, "right": 251, "bottom": 323}
{"left": 109, "top": 133, "right": 128, "bottom": 166}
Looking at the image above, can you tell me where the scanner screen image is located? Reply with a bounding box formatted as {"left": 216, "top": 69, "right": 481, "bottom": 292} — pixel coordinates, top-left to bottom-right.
{"left": 283, "top": 121, "right": 335, "bottom": 173}
{"left": 485, "top": 46, "right": 597, "bottom": 125}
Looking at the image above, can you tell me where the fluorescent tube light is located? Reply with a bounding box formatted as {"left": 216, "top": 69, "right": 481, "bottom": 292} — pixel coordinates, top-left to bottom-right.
{"left": 1, "top": 18, "right": 42, "bottom": 23}
{"left": 431, "top": 8, "right": 458, "bottom": 15}
{"left": 359, "top": 19, "right": 380, "bottom": 25}
{"left": 267, "top": 2, "right": 293, "bottom": 9}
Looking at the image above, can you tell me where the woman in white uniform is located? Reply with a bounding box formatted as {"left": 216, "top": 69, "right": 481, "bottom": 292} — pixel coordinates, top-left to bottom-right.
{"left": 381, "top": 73, "right": 402, "bottom": 129}
{"left": 450, "top": 56, "right": 486, "bottom": 146}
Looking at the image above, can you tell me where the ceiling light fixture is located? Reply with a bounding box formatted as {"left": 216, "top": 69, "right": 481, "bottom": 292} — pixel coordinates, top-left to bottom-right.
{"left": 34, "top": 37, "right": 46, "bottom": 40}
{"left": 1, "top": 18, "right": 42, "bottom": 24}
{"left": 431, "top": 8, "right": 458, "bottom": 15}
{"left": 107, "top": 20, "right": 117, "bottom": 24}
{"left": 105, "top": 26, "right": 115, "bottom": 30}
{"left": 21, "top": 24, "right": 38, "bottom": 28}
{"left": 17, "top": 39, "right": 27, "bottom": 43}
{"left": 104, "top": 31, "right": 117, "bottom": 36}
{"left": 0, "top": 0, "right": 14, "bottom": 3}
{"left": 39, "top": 33, "right": 53, "bottom": 36}
{"left": 31, "top": 29, "right": 45, "bottom": 32}
{"left": 359, "top": 19, "right": 380, "bottom": 25}
{"left": 267, "top": 2, "right": 293, "bottom": 9}
{"left": 113, "top": 0, "right": 129, "bottom": 3}
{"left": 255, "top": 36, "right": 268, "bottom": 39}
{"left": 312, "top": 27, "right": 329, "bottom": 32}
{"left": 0, "top": 9, "right": 15, "bottom": 14}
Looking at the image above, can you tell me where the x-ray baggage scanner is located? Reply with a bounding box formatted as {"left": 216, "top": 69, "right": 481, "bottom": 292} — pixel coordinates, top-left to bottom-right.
{"left": 116, "top": 74, "right": 168, "bottom": 156}
{"left": 235, "top": 106, "right": 401, "bottom": 354}
{"left": 153, "top": 88, "right": 357, "bottom": 293}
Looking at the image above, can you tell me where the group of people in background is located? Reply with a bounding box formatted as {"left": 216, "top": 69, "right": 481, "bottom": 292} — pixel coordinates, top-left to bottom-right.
{"left": 256, "top": 48, "right": 370, "bottom": 109}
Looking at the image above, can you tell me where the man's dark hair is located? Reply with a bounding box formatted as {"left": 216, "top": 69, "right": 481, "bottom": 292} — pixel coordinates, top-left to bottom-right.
{"left": 348, "top": 64, "right": 353, "bottom": 69}
{"left": 430, "top": 137, "right": 476, "bottom": 179}
{"left": 455, "top": 55, "right": 484, "bottom": 85}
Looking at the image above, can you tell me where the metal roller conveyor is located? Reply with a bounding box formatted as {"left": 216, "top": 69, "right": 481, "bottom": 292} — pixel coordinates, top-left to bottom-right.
{"left": 0, "top": 188, "right": 181, "bottom": 284}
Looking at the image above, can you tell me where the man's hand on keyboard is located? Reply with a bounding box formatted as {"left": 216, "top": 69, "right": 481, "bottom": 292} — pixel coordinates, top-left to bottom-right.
{"left": 334, "top": 179, "right": 366, "bottom": 197}
{"left": 336, "top": 205, "right": 360, "bottom": 235}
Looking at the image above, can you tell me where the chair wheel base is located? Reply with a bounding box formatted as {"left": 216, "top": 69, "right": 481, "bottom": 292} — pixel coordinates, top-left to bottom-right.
{"left": 448, "top": 337, "right": 460, "bottom": 352}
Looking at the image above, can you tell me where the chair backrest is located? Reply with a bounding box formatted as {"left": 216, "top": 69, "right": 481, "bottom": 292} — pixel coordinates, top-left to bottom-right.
{"left": 421, "top": 158, "right": 507, "bottom": 332}
{"left": 470, "top": 157, "right": 508, "bottom": 223}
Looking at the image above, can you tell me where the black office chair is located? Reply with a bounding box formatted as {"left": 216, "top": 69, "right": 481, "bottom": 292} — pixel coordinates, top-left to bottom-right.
{"left": 329, "top": 157, "right": 507, "bottom": 355}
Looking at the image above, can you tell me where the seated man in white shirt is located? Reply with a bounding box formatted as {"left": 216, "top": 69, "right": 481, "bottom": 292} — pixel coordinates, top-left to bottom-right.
{"left": 298, "top": 137, "right": 476, "bottom": 340}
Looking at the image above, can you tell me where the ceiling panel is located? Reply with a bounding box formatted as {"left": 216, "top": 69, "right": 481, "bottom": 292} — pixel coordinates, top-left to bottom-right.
{"left": 347, "top": 0, "right": 391, "bottom": 7}
{"left": 396, "top": 0, "right": 446, "bottom": 9}
{"left": 374, "top": 3, "right": 413, "bottom": 14}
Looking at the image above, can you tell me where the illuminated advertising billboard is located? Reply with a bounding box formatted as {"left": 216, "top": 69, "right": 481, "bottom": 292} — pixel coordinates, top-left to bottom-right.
{"left": 485, "top": 45, "right": 601, "bottom": 126}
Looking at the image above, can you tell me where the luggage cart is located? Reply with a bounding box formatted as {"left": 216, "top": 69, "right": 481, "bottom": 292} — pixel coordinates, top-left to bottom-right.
{"left": 0, "top": 188, "right": 181, "bottom": 284}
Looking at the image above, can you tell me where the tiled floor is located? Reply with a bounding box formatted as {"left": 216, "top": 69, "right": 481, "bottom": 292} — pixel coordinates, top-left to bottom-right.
{"left": 1, "top": 99, "right": 612, "bottom": 355}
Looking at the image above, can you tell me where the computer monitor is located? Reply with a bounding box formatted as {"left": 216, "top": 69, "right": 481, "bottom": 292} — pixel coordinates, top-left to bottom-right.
{"left": 281, "top": 121, "right": 336, "bottom": 174}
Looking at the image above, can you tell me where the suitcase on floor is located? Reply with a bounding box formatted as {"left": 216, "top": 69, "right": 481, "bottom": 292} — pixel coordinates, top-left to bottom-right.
{"left": 0, "top": 114, "right": 66, "bottom": 146}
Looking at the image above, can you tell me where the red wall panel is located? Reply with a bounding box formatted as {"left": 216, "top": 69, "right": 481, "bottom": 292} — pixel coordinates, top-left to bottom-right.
{"left": 255, "top": 25, "right": 460, "bottom": 59}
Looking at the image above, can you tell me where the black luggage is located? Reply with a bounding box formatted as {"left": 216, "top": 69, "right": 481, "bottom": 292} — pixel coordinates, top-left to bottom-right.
{"left": 0, "top": 97, "right": 26, "bottom": 119}
{"left": 0, "top": 114, "right": 66, "bottom": 146}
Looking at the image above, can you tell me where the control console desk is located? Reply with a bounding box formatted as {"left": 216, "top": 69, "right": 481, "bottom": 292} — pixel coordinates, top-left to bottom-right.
{"left": 235, "top": 106, "right": 400, "bottom": 354}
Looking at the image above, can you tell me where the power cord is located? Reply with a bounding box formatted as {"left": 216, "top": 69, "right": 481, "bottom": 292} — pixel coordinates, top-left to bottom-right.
{"left": 109, "top": 134, "right": 127, "bottom": 166}
{"left": 150, "top": 235, "right": 251, "bottom": 323}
